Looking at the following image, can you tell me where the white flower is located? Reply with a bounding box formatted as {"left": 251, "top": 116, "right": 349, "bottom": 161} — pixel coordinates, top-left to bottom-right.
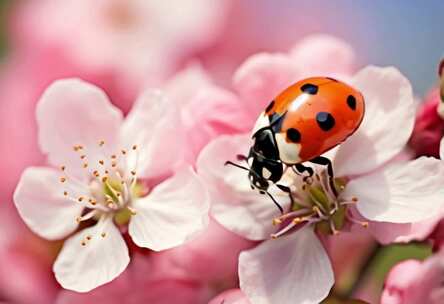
{"left": 14, "top": 79, "right": 209, "bottom": 292}
{"left": 197, "top": 66, "right": 444, "bottom": 304}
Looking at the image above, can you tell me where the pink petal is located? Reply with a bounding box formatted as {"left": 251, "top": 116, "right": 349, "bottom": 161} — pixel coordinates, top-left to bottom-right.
{"left": 197, "top": 134, "right": 290, "bottom": 241}
{"left": 346, "top": 157, "right": 444, "bottom": 223}
{"left": 36, "top": 79, "right": 123, "bottom": 178}
{"left": 129, "top": 167, "right": 209, "bottom": 251}
{"left": 13, "top": 167, "right": 84, "bottom": 240}
{"left": 152, "top": 218, "right": 255, "bottom": 283}
{"left": 290, "top": 34, "right": 355, "bottom": 79}
{"left": 53, "top": 217, "right": 129, "bottom": 292}
{"left": 119, "top": 90, "right": 184, "bottom": 179}
{"left": 239, "top": 227, "right": 334, "bottom": 304}
{"left": 208, "top": 289, "right": 251, "bottom": 304}
{"left": 334, "top": 66, "right": 415, "bottom": 177}
{"left": 233, "top": 53, "right": 297, "bottom": 119}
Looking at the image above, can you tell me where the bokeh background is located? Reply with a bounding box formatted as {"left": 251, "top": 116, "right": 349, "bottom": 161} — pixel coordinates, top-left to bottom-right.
{"left": 0, "top": 1, "right": 443, "bottom": 303}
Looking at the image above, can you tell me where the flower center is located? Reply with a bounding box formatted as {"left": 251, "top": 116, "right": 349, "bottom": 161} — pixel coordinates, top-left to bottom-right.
{"left": 271, "top": 169, "right": 368, "bottom": 238}
{"left": 59, "top": 140, "right": 146, "bottom": 246}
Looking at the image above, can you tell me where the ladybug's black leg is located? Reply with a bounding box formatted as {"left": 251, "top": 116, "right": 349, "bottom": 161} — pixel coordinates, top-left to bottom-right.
{"left": 292, "top": 163, "right": 314, "bottom": 184}
{"left": 309, "top": 156, "right": 338, "bottom": 197}
{"left": 276, "top": 184, "right": 294, "bottom": 208}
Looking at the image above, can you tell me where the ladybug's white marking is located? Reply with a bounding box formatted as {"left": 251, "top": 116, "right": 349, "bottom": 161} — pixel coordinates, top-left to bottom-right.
{"left": 275, "top": 133, "right": 301, "bottom": 164}
{"left": 251, "top": 112, "right": 270, "bottom": 136}
{"left": 288, "top": 94, "right": 310, "bottom": 112}
{"left": 262, "top": 167, "right": 272, "bottom": 179}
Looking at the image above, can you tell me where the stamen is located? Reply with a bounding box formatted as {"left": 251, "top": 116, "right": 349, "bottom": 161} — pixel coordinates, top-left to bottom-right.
{"left": 272, "top": 208, "right": 312, "bottom": 225}
{"left": 127, "top": 206, "right": 137, "bottom": 215}
{"left": 75, "top": 210, "right": 98, "bottom": 223}
{"left": 329, "top": 220, "right": 340, "bottom": 235}
{"left": 346, "top": 212, "right": 369, "bottom": 228}
{"left": 60, "top": 177, "right": 66, "bottom": 183}
{"left": 99, "top": 140, "right": 105, "bottom": 147}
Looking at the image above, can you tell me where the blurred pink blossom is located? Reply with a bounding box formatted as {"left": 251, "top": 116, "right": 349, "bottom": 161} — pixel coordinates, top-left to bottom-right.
{"left": 197, "top": 66, "right": 444, "bottom": 304}
{"left": 409, "top": 89, "right": 444, "bottom": 158}
{"left": 13, "top": 79, "right": 209, "bottom": 292}
{"left": 11, "top": 0, "right": 228, "bottom": 97}
{"left": 381, "top": 252, "right": 444, "bottom": 304}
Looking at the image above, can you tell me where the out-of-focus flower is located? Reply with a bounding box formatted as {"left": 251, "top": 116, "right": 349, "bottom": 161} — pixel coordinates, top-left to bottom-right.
{"left": 0, "top": 204, "right": 58, "bottom": 304}
{"left": 55, "top": 253, "right": 211, "bottom": 304}
{"left": 198, "top": 66, "right": 444, "bottom": 304}
{"left": 13, "top": 79, "right": 209, "bottom": 292}
{"left": 162, "top": 64, "right": 251, "bottom": 163}
{"left": 381, "top": 252, "right": 444, "bottom": 304}
{"left": 409, "top": 89, "right": 444, "bottom": 158}
{"left": 208, "top": 289, "right": 250, "bottom": 304}
{"left": 151, "top": 218, "right": 256, "bottom": 287}
{"left": 12, "top": 0, "right": 228, "bottom": 93}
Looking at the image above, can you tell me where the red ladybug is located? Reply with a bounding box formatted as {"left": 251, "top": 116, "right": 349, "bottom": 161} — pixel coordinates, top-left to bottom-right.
{"left": 226, "top": 77, "right": 365, "bottom": 212}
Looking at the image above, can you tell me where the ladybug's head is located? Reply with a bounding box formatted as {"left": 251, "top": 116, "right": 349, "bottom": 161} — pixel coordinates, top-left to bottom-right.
{"left": 247, "top": 128, "right": 284, "bottom": 191}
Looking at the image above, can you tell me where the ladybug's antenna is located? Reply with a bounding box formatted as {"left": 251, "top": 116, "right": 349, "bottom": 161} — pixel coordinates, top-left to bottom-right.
{"left": 224, "top": 161, "right": 250, "bottom": 171}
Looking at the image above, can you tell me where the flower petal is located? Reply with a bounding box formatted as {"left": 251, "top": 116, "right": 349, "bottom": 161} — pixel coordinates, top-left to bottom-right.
{"left": 346, "top": 157, "right": 444, "bottom": 223}
{"left": 13, "top": 167, "right": 84, "bottom": 240}
{"left": 197, "top": 134, "right": 290, "bottom": 241}
{"left": 120, "top": 90, "right": 185, "bottom": 179}
{"left": 334, "top": 66, "right": 415, "bottom": 177}
{"left": 367, "top": 220, "right": 439, "bottom": 244}
{"left": 129, "top": 167, "right": 209, "bottom": 251}
{"left": 290, "top": 34, "right": 355, "bottom": 79}
{"left": 53, "top": 217, "right": 129, "bottom": 292}
{"left": 37, "top": 79, "right": 123, "bottom": 178}
{"left": 233, "top": 53, "right": 297, "bottom": 119}
{"left": 239, "top": 227, "right": 334, "bottom": 304}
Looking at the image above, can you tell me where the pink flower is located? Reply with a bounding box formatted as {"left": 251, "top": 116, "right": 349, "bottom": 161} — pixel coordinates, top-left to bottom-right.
{"left": 12, "top": 0, "right": 228, "bottom": 90}
{"left": 409, "top": 89, "right": 444, "bottom": 158}
{"left": 13, "top": 79, "right": 209, "bottom": 292}
{"left": 197, "top": 66, "right": 444, "bottom": 304}
{"left": 208, "top": 289, "right": 251, "bottom": 304}
{"left": 381, "top": 252, "right": 444, "bottom": 304}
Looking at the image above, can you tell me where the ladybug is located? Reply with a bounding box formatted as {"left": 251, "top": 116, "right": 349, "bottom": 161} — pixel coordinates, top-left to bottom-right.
{"left": 226, "top": 77, "right": 365, "bottom": 213}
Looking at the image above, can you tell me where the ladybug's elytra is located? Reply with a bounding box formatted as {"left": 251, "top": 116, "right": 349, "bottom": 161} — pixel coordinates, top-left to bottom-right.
{"left": 226, "top": 77, "right": 365, "bottom": 212}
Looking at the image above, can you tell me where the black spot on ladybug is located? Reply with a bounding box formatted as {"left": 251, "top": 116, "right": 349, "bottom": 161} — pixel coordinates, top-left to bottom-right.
{"left": 265, "top": 100, "right": 275, "bottom": 113}
{"left": 286, "top": 128, "right": 301, "bottom": 142}
{"left": 347, "top": 95, "right": 357, "bottom": 110}
{"left": 301, "top": 83, "right": 318, "bottom": 95}
{"left": 326, "top": 77, "right": 338, "bottom": 82}
{"left": 316, "top": 112, "right": 335, "bottom": 131}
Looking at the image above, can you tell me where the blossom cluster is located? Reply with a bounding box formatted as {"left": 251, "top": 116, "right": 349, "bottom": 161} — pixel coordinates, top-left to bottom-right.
{"left": 1, "top": 1, "right": 444, "bottom": 304}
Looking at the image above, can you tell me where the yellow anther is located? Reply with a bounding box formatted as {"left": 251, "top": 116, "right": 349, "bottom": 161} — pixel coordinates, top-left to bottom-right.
{"left": 111, "top": 155, "right": 117, "bottom": 159}
{"left": 101, "top": 232, "right": 106, "bottom": 238}
{"left": 99, "top": 160, "right": 104, "bottom": 165}
{"left": 63, "top": 191, "right": 68, "bottom": 196}
{"left": 352, "top": 197, "right": 358, "bottom": 202}
{"left": 60, "top": 177, "right": 66, "bottom": 183}
{"left": 131, "top": 170, "right": 136, "bottom": 176}
{"left": 132, "top": 145, "right": 137, "bottom": 150}
{"left": 102, "top": 176, "right": 108, "bottom": 183}
{"left": 83, "top": 163, "right": 88, "bottom": 168}
{"left": 361, "top": 222, "right": 369, "bottom": 228}
{"left": 272, "top": 218, "right": 282, "bottom": 226}
{"left": 112, "top": 162, "right": 117, "bottom": 167}
{"left": 60, "top": 165, "right": 66, "bottom": 171}
{"left": 78, "top": 196, "right": 84, "bottom": 202}
{"left": 86, "top": 235, "right": 92, "bottom": 241}
{"left": 80, "top": 155, "right": 86, "bottom": 159}
{"left": 81, "top": 241, "right": 86, "bottom": 246}
{"left": 121, "top": 149, "right": 127, "bottom": 155}
{"left": 99, "top": 140, "right": 105, "bottom": 146}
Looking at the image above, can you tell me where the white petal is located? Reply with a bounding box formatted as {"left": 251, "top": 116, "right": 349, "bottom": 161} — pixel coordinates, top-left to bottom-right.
{"left": 37, "top": 79, "right": 123, "bottom": 178}
{"left": 197, "top": 134, "right": 290, "bottom": 240}
{"left": 346, "top": 157, "right": 444, "bottom": 223}
{"left": 128, "top": 167, "right": 209, "bottom": 251}
{"left": 334, "top": 66, "right": 415, "bottom": 177}
{"left": 239, "top": 227, "right": 334, "bottom": 304}
{"left": 120, "top": 90, "right": 185, "bottom": 179}
{"left": 53, "top": 217, "right": 129, "bottom": 292}
{"left": 13, "top": 167, "right": 85, "bottom": 240}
